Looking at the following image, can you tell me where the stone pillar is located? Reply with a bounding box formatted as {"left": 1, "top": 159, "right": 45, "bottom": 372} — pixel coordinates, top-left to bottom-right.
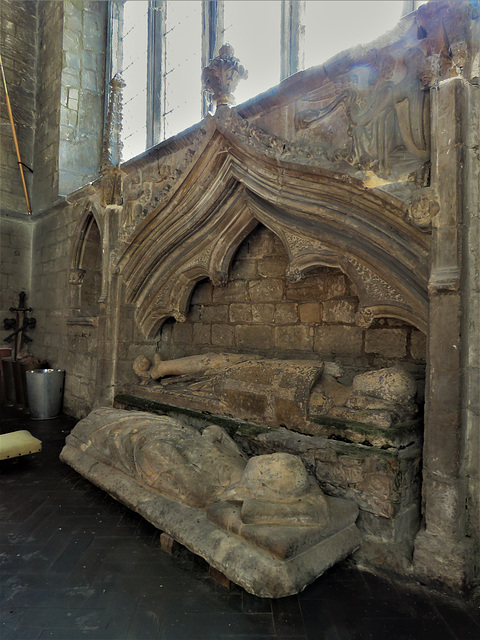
{"left": 413, "top": 77, "right": 477, "bottom": 590}
{"left": 94, "top": 204, "right": 123, "bottom": 408}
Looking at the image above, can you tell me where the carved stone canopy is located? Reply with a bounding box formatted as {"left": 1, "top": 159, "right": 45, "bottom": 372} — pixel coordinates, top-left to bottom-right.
{"left": 118, "top": 112, "right": 429, "bottom": 338}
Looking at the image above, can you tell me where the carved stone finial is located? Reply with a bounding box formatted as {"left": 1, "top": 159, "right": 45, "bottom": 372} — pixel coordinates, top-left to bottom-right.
{"left": 101, "top": 73, "right": 126, "bottom": 172}
{"left": 202, "top": 44, "right": 248, "bottom": 109}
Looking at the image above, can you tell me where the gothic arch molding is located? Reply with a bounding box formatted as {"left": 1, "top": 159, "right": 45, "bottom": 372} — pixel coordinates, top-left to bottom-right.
{"left": 69, "top": 202, "right": 104, "bottom": 319}
{"left": 70, "top": 202, "right": 103, "bottom": 271}
{"left": 118, "top": 119, "right": 429, "bottom": 338}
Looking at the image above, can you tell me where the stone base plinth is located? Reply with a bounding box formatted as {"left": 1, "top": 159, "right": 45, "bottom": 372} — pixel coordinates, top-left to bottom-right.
{"left": 413, "top": 531, "right": 475, "bottom": 592}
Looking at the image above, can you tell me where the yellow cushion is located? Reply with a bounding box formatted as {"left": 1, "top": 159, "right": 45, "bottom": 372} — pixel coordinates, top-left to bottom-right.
{"left": 0, "top": 430, "right": 42, "bottom": 460}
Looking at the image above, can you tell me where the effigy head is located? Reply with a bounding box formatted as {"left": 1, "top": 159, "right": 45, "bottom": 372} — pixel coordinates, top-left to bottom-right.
{"left": 239, "top": 453, "right": 311, "bottom": 501}
{"left": 217, "top": 452, "right": 330, "bottom": 527}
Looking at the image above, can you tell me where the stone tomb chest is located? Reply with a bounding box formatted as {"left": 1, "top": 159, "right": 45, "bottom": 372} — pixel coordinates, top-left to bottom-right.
{"left": 118, "top": 351, "right": 423, "bottom": 575}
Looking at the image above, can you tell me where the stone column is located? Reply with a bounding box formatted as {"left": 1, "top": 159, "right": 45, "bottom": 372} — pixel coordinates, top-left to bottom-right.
{"left": 413, "top": 77, "right": 477, "bottom": 590}
{"left": 93, "top": 204, "right": 123, "bottom": 409}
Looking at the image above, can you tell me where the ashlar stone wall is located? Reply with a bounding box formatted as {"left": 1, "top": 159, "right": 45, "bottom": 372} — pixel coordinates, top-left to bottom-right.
{"left": 0, "top": 218, "right": 33, "bottom": 335}
{"left": 0, "top": 0, "right": 37, "bottom": 215}
{"left": 159, "top": 225, "right": 426, "bottom": 392}
{"left": 29, "top": 198, "right": 100, "bottom": 417}
{"left": 33, "top": 0, "right": 63, "bottom": 212}
{"left": 58, "top": 0, "right": 107, "bottom": 196}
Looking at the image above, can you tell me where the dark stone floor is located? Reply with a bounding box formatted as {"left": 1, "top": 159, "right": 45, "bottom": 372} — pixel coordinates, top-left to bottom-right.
{"left": 1, "top": 406, "right": 479, "bottom": 640}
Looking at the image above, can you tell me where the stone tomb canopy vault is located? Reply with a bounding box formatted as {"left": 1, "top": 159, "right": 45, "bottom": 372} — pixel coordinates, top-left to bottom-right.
{"left": 118, "top": 111, "right": 429, "bottom": 339}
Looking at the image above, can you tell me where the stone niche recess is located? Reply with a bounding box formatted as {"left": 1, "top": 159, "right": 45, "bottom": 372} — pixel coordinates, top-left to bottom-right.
{"left": 120, "top": 225, "right": 426, "bottom": 573}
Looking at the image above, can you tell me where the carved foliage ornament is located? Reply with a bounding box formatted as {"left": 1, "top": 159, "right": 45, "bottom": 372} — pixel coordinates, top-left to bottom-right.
{"left": 216, "top": 109, "right": 324, "bottom": 166}
{"left": 283, "top": 231, "right": 328, "bottom": 256}
{"left": 346, "top": 256, "right": 407, "bottom": 306}
{"left": 101, "top": 74, "right": 125, "bottom": 172}
{"left": 355, "top": 307, "right": 376, "bottom": 328}
{"left": 69, "top": 268, "right": 86, "bottom": 285}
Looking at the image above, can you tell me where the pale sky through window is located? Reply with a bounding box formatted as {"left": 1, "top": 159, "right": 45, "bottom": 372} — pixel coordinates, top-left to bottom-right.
{"left": 122, "top": 0, "right": 148, "bottom": 161}
{"left": 164, "top": 0, "right": 202, "bottom": 140}
{"left": 304, "top": 1, "right": 405, "bottom": 70}
{"left": 223, "top": 0, "right": 281, "bottom": 106}
{"left": 120, "top": 0, "right": 408, "bottom": 160}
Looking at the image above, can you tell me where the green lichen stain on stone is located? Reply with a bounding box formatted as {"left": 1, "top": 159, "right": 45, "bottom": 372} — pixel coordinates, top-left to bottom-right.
{"left": 114, "top": 393, "right": 270, "bottom": 438}
{"left": 309, "top": 415, "right": 421, "bottom": 448}
{"left": 311, "top": 414, "right": 387, "bottom": 434}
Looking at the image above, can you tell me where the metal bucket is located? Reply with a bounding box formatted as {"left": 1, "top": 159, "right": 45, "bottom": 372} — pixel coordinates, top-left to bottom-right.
{"left": 26, "top": 369, "right": 65, "bottom": 420}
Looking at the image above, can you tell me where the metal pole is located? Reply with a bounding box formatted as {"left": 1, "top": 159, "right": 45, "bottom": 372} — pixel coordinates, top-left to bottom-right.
{"left": 0, "top": 53, "right": 32, "bottom": 215}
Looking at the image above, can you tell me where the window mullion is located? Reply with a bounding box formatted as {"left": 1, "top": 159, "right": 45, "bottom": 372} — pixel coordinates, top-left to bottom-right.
{"left": 202, "top": 0, "right": 223, "bottom": 117}
{"left": 281, "top": 0, "right": 305, "bottom": 81}
{"left": 147, "top": 0, "right": 163, "bottom": 147}
{"left": 104, "top": 0, "right": 123, "bottom": 147}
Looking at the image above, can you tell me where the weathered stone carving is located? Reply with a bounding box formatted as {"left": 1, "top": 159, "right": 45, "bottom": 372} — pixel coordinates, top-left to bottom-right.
{"left": 310, "top": 366, "right": 418, "bottom": 429}
{"left": 295, "top": 48, "right": 434, "bottom": 180}
{"left": 99, "top": 74, "right": 126, "bottom": 207}
{"left": 355, "top": 306, "right": 375, "bottom": 328}
{"left": 121, "top": 143, "right": 202, "bottom": 238}
{"left": 101, "top": 74, "right": 125, "bottom": 172}
{"left": 131, "top": 353, "right": 417, "bottom": 434}
{"left": 68, "top": 268, "right": 86, "bottom": 285}
{"left": 346, "top": 256, "right": 407, "bottom": 306}
{"left": 202, "top": 44, "right": 248, "bottom": 108}
{"left": 285, "top": 266, "right": 304, "bottom": 284}
{"left": 215, "top": 108, "right": 323, "bottom": 166}
{"left": 133, "top": 353, "right": 324, "bottom": 431}
{"left": 407, "top": 190, "right": 439, "bottom": 230}
{"left": 61, "top": 408, "right": 360, "bottom": 597}
{"left": 100, "top": 169, "right": 123, "bottom": 208}
{"left": 66, "top": 410, "right": 247, "bottom": 508}
{"left": 117, "top": 117, "right": 429, "bottom": 338}
{"left": 282, "top": 232, "right": 340, "bottom": 282}
{"left": 133, "top": 352, "right": 258, "bottom": 384}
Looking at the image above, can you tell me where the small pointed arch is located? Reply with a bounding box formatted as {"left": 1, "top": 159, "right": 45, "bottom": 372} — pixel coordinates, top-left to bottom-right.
{"left": 69, "top": 202, "right": 103, "bottom": 320}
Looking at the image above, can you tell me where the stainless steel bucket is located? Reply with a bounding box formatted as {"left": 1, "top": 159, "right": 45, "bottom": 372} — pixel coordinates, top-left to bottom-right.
{"left": 26, "top": 369, "right": 65, "bottom": 420}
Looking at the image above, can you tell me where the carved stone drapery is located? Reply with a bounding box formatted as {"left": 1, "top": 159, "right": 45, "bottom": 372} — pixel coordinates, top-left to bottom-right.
{"left": 293, "top": 45, "right": 437, "bottom": 185}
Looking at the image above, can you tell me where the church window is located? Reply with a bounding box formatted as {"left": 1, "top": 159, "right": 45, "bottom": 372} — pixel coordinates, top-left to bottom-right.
{"left": 110, "top": 0, "right": 421, "bottom": 162}
{"left": 121, "top": 0, "right": 149, "bottom": 160}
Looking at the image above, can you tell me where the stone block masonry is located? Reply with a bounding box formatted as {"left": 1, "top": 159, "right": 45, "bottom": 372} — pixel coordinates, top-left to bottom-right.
{"left": 0, "top": 217, "right": 33, "bottom": 343}
{"left": 58, "top": 0, "right": 107, "bottom": 196}
{"left": 0, "top": 1, "right": 37, "bottom": 215}
{"left": 163, "top": 227, "right": 426, "bottom": 378}
{"left": 32, "top": 1, "right": 63, "bottom": 211}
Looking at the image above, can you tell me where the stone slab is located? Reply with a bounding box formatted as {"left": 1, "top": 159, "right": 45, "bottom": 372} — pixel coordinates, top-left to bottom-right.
{"left": 60, "top": 440, "right": 360, "bottom": 598}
